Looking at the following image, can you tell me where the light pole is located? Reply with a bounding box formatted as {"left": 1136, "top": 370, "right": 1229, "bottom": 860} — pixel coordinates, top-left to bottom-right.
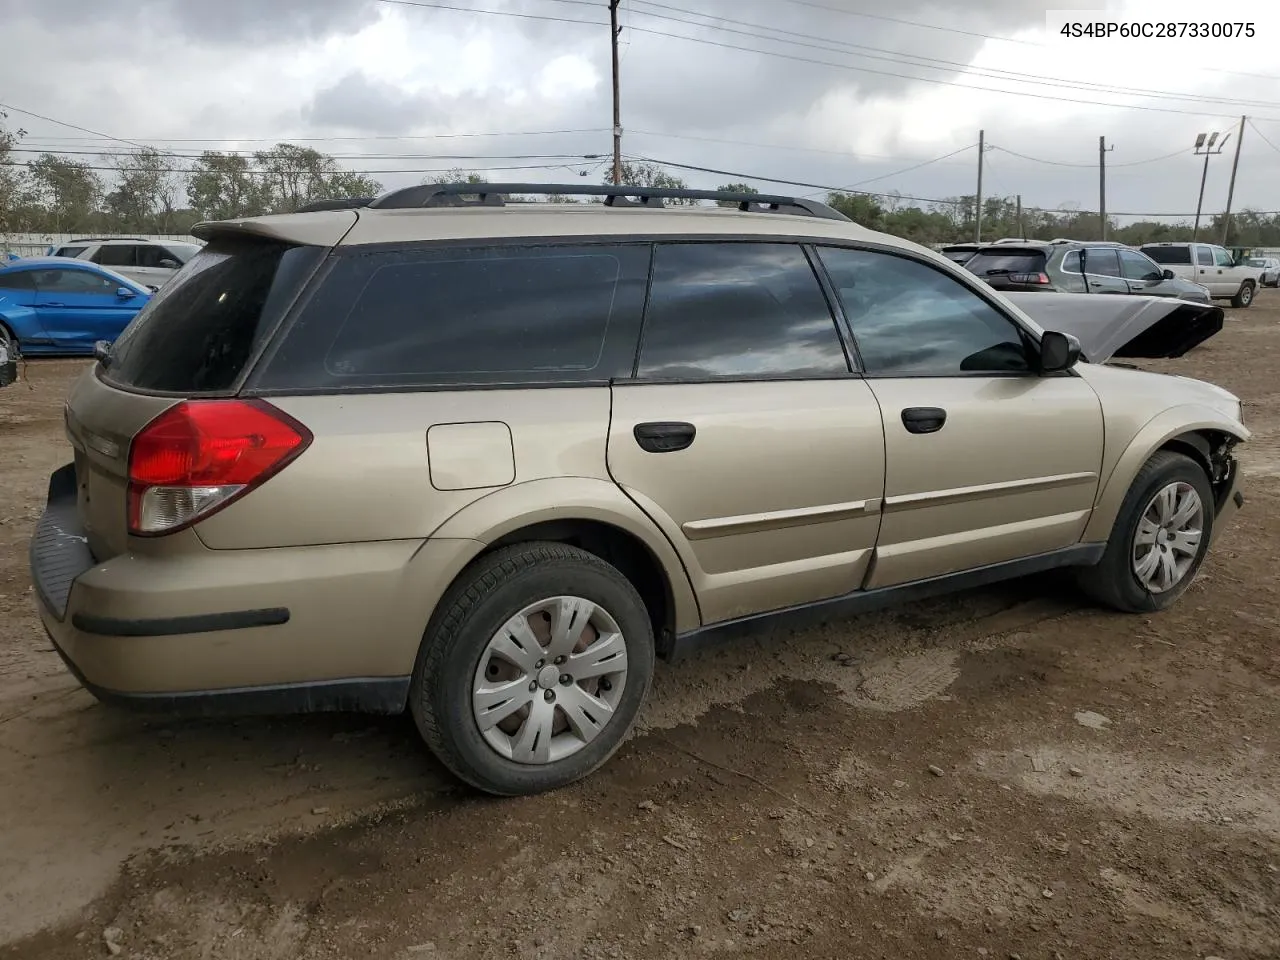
{"left": 1192, "top": 131, "right": 1229, "bottom": 243}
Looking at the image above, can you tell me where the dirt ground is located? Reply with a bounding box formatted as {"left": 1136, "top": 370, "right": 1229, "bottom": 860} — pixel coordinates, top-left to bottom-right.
{"left": 1, "top": 297, "right": 1277, "bottom": 960}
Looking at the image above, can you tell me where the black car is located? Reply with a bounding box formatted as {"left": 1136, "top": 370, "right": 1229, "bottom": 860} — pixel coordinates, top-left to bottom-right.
{"left": 960, "top": 240, "right": 1212, "bottom": 303}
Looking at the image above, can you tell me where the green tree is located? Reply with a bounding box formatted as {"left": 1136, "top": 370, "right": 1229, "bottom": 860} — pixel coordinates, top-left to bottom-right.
{"left": 608, "top": 161, "right": 694, "bottom": 204}
{"left": 104, "top": 148, "right": 178, "bottom": 232}
{"left": 433, "top": 168, "right": 488, "bottom": 185}
{"left": 715, "top": 182, "right": 758, "bottom": 207}
{"left": 187, "top": 151, "right": 266, "bottom": 220}
{"left": 253, "top": 143, "right": 383, "bottom": 213}
{"left": 0, "top": 113, "right": 30, "bottom": 234}
{"left": 26, "top": 154, "right": 102, "bottom": 232}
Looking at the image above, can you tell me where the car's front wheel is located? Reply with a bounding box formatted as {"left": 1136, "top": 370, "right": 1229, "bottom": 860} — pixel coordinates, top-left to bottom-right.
{"left": 1078, "top": 450, "right": 1215, "bottom": 613}
{"left": 410, "top": 542, "right": 655, "bottom": 796}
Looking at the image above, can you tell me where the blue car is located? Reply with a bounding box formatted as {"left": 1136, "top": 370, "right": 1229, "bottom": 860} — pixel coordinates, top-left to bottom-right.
{"left": 0, "top": 257, "right": 152, "bottom": 356}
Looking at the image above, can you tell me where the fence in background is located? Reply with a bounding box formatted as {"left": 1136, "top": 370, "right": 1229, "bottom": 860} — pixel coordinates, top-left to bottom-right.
{"left": 1, "top": 232, "right": 202, "bottom": 259}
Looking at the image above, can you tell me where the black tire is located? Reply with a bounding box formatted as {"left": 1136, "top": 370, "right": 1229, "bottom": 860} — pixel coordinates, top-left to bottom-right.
{"left": 1076, "top": 450, "right": 1215, "bottom": 613}
{"left": 410, "top": 542, "right": 655, "bottom": 796}
{"left": 1231, "top": 281, "right": 1255, "bottom": 308}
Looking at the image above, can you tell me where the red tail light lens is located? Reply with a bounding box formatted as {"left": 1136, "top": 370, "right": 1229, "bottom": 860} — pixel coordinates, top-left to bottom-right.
{"left": 1009, "top": 272, "right": 1051, "bottom": 284}
{"left": 127, "top": 399, "right": 312, "bottom": 536}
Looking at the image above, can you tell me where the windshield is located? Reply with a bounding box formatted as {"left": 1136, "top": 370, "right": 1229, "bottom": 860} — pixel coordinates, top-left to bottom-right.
{"left": 162, "top": 242, "right": 203, "bottom": 263}
{"left": 962, "top": 251, "right": 1047, "bottom": 276}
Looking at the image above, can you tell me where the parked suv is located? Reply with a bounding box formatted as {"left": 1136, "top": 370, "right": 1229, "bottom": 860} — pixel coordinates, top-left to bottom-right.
{"left": 49, "top": 238, "right": 202, "bottom": 289}
{"left": 963, "top": 240, "right": 1212, "bottom": 302}
{"left": 31, "top": 184, "right": 1248, "bottom": 797}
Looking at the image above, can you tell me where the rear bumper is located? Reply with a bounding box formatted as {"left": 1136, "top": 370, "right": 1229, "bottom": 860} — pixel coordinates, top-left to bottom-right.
{"left": 30, "top": 463, "right": 478, "bottom": 714}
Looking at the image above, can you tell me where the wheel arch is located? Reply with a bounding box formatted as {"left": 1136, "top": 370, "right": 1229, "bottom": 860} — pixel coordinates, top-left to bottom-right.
{"left": 1083, "top": 407, "right": 1248, "bottom": 543}
{"left": 429, "top": 477, "right": 702, "bottom": 654}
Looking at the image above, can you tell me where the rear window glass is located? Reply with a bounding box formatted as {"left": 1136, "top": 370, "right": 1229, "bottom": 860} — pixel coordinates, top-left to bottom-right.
{"left": 1141, "top": 246, "right": 1191, "bottom": 264}
{"left": 940, "top": 247, "right": 977, "bottom": 263}
{"left": 253, "top": 243, "right": 650, "bottom": 390}
{"left": 962, "top": 251, "right": 1047, "bottom": 276}
{"left": 104, "top": 238, "right": 323, "bottom": 393}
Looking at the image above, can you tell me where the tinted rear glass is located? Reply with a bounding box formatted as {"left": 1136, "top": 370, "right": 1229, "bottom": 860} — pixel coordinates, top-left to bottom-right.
{"left": 253, "top": 243, "right": 650, "bottom": 390}
{"left": 105, "top": 238, "right": 323, "bottom": 393}
{"left": 963, "top": 251, "right": 1047, "bottom": 276}
{"left": 1141, "top": 246, "right": 1192, "bottom": 264}
{"left": 940, "top": 247, "right": 977, "bottom": 263}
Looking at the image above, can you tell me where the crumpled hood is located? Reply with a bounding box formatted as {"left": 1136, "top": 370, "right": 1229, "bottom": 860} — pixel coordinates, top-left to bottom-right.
{"left": 1002, "top": 292, "right": 1223, "bottom": 362}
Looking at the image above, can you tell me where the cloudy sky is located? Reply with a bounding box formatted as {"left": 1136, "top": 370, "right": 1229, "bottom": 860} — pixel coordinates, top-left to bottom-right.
{"left": 4, "top": 0, "right": 1280, "bottom": 224}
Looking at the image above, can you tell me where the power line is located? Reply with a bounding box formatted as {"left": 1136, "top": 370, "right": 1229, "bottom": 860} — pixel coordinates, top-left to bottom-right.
{"left": 9, "top": 147, "right": 606, "bottom": 162}
{"left": 626, "top": 154, "right": 1280, "bottom": 218}
{"left": 774, "top": 0, "right": 1280, "bottom": 83}
{"left": 619, "top": 24, "right": 1280, "bottom": 121}
{"left": 9, "top": 128, "right": 610, "bottom": 145}
{"left": 989, "top": 144, "right": 1192, "bottom": 169}
{"left": 3, "top": 159, "right": 604, "bottom": 176}
{"left": 622, "top": 0, "right": 1280, "bottom": 111}
{"left": 809, "top": 143, "right": 980, "bottom": 197}
{"left": 369, "top": 0, "right": 1280, "bottom": 119}
{"left": 1247, "top": 118, "right": 1280, "bottom": 154}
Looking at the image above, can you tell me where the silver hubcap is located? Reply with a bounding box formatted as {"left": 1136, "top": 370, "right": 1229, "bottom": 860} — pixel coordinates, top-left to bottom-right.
{"left": 1132, "top": 481, "right": 1204, "bottom": 593}
{"left": 472, "top": 596, "right": 628, "bottom": 765}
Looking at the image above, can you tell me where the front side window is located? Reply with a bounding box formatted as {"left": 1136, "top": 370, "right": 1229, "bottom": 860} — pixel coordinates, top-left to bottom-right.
{"left": 1213, "top": 246, "right": 1234, "bottom": 267}
{"left": 1119, "top": 249, "right": 1163, "bottom": 282}
{"left": 816, "top": 246, "right": 1032, "bottom": 377}
{"left": 53, "top": 246, "right": 87, "bottom": 259}
{"left": 637, "top": 242, "right": 848, "bottom": 379}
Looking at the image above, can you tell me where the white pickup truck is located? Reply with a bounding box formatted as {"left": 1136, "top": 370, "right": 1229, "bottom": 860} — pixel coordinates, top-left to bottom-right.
{"left": 1139, "top": 241, "right": 1263, "bottom": 308}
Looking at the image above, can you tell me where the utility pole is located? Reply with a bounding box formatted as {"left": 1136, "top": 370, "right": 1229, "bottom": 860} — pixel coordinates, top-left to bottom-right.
{"left": 975, "top": 128, "right": 985, "bottom": 243}
{"left": 1192, "top": 130, "right": 1228, "bottom": 243}
{"left": 1099, "top": 136, "right": 1113, "bottom": 239}
{"left": 1015, "top": 194, "right": 1023, "bottom": 237}
{"left": 609, "top": 0, "right": 623, "bottom": 186}
{"left": 1220, "top": 115, "right": 1246, "bottom": 246}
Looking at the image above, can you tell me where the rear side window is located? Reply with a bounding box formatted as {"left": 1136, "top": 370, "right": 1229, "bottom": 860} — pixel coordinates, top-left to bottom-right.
{"left": 0, "top": 270, "right": 37, "bottom": 291}
{"left": 637, "top": 242, "right": 848, "bottom": 379}
{"left": 962, "top": 250, "right": 1047, "bottom": 277}
{"left": 255, "top": 243, "right": 650, "bottom": 390}
{"left": 1142, "top": 246, "right": 1191, "bottom": 265}
{"left": 1196, "top": 247, "right": 1214, "bottom": 266}
{"left": 105, "top": 238, "right": 324, "bottom": 393}
{"left": 94, "top": 245, "right": 137, "bottom": 268}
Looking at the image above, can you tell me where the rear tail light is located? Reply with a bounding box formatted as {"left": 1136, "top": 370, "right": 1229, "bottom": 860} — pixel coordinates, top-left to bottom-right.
{"left": 127, "top": 399, "right": 312, "bottom": 536}
{"left": 1009, "top": 272, "right": 1051, "bottom": 284}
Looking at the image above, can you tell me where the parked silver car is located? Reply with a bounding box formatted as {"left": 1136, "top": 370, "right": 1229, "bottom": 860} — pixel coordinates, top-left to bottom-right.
{"left": 48, "top": 238, "right": 202, "bottom": 290}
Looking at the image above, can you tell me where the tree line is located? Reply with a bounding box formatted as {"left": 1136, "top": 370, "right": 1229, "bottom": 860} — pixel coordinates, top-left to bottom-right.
{"left": 1, "top": 114, "right": 1274, "bottom": 247}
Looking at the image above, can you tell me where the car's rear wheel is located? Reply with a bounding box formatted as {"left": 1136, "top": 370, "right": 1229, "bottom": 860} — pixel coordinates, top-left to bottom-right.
{"left": 1231, "top": 281, "right": 1255, "bottom": 307}
{"left": 1077, "top": 450, "right": 1215, "bottom": 613}
{"left": 410, "top": 542, "right": 654, "bottom": 796}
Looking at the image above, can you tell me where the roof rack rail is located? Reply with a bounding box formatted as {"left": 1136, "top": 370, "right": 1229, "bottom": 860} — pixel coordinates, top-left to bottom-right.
{"left": 352, "top": 182, "right": 851, "bottom": 221}
{"left": 296, "top": 197, "right": 378, "bottom": 213}
{"left": 61, "top": 237, "right": 150, "bottom": 244}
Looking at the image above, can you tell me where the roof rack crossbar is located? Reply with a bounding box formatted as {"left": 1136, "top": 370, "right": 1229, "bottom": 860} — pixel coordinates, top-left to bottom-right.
{"left": 361, "top": 182, "right": 852, "bottom": 221}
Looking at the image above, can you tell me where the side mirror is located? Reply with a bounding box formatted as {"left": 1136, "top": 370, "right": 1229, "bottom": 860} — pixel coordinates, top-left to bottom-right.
{"left": 116, "top": 286, "right": 135, "bottom": 299}
{"left": 1039, "top": 330, "right": 1081, "bottom": 373}
{"left": 145, "top": 284, "right": 159, "bottom": 293}
{"left": 1162, "top": 269, "right": 1176, "bottom": 280}
{"left": 158, "top": 259, "right": 179, "bottom": 269}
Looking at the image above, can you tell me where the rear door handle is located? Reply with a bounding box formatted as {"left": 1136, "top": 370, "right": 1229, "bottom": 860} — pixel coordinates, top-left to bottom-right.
{"left": 633, "top": 421, "right": 696, "bottom": 453}
{"left": 901, "top": 407, "right": 947, "bottom": 434}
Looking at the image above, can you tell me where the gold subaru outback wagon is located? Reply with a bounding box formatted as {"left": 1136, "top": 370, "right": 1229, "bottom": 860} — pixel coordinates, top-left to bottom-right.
{"left": 32, "top": 183, "right": 1247, "bottom": 796}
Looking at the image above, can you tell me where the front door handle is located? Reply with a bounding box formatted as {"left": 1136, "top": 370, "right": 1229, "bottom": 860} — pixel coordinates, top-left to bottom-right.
{"left": 901, "top": 407, "right": 947, "bottom": 434}
{"left": 633, "top": 421, "right": 696, "bottom": 453}
{"left": 42, "top": 301, "right": 66, "bottom": 307}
